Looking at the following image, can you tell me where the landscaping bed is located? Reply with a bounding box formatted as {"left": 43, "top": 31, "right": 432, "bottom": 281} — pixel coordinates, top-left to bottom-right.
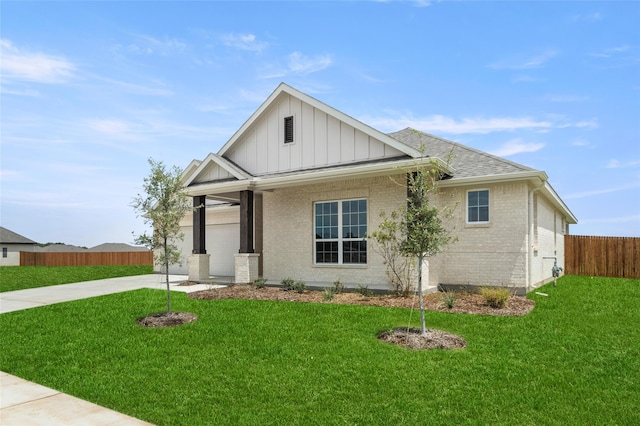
{"left": 188, "top": 284, "right": 535, "bottom": 316}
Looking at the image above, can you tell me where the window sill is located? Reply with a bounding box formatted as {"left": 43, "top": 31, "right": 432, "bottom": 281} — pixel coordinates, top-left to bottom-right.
{"left": 465, "top": 222, "right": 490, "bottom": 229}
{"left": 313, "top": 263, "right": 368, "bottom": 269}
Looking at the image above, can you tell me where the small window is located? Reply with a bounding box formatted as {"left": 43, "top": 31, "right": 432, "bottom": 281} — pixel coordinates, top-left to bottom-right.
{"left": 284, "top": 116, "right": 294, "bottom": 144}
{"left": 468, "top": 190, "right": 489, "bottom": 223}
{"left": 2, "top": 247, "right": 7, "bottom": 258}
{"left": 314, "top": 199, "right": 367, "bottom": 265}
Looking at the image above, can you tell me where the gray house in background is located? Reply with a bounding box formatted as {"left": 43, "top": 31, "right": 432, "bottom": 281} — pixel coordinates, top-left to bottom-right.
{"left": 0, "top": 227, "right": 37, "bottom": 266}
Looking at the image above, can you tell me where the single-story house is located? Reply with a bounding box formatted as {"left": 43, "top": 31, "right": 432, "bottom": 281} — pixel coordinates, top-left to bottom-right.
{"left": 0, "top": 227, "right": 37, "bottom": 266}
{"left": 171, "top": 83, "right": 577, "bottom": 294}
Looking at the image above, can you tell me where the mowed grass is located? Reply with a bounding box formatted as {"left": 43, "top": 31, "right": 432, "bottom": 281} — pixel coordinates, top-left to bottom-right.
{"left": 1, "top": 275, "right": 638, "bottom": 425}
{"left": 0, "top": 265, "right": 153, "bottom": 292}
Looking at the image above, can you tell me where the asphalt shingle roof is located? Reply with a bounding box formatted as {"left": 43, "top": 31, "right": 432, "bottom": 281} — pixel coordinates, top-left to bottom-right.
{"left": 388, "top": 128, "right": 537, "bottom": 179}
{"left": 0, "top": 227, "right": 37, "bottom": 245}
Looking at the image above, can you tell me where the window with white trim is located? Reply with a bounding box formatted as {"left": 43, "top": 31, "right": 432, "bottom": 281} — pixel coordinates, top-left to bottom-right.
{"left": 2, "top": 247, "right": 7, "bottom": 258}
{"left": 467, "top": 189, "right": 489, "bottom": 223}
{"left": 314, "top": 199, "right": 367, "bottom": 264}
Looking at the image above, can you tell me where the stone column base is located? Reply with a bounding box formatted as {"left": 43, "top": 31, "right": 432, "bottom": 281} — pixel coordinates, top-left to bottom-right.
{"left": 188, "top": 254, "right": 211, "bottom": 282}
{"left": 234, "top": 253, "right": 260, "bottom": 284}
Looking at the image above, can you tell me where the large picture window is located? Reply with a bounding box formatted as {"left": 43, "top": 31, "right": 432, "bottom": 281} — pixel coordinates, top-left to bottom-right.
{"left": 467, "top": 189, "right": 489, "bottom": 223}
{"left": 315, "top": 199, "right": 367, "bottom": 265}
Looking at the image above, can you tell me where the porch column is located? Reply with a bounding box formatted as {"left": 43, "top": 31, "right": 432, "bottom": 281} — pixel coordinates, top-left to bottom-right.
{"left": 188, "top": 195, "right": 210, "bottom": 281}
{"left": 235, "top": 190, "right": 259, "bottom": 283}
{"left": 193, "top": 195, "right": 206, "bottom": 254}
{"left": 239, "top": 190, "right": 254, "bottom": 253}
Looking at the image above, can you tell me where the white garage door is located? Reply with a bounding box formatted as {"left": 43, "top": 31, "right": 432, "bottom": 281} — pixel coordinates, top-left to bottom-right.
{"left": 206, "top": 223, "right": 240, "bottom": 276}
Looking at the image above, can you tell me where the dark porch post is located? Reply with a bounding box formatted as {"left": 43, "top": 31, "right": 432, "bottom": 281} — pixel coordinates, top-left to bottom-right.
{"left": 239, "top": 190, "right": 254, "bottom": 253}
{"left": 193, "top": 195, "right": 206, "bottom": 254}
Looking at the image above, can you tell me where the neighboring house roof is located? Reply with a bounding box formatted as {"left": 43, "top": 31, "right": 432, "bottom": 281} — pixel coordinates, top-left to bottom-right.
{"left": 88, "top": 243, "right": 149, "bottom": 252}
{"left": 0, "top": 227, "right": 37, "bottom": 245}
{"left": 34, "top": 244, "right": 87, "bottom": 252}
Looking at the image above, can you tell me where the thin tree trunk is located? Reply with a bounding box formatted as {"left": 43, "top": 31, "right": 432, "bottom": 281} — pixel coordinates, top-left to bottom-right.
{"left": 418, "top": 253, "right": 426, "bottom": 335}
{"left": 164, "top": 239, "right": 171, "bottom": 314}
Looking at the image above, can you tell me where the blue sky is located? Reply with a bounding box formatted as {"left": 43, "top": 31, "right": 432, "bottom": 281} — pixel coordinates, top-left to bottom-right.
{"left": 1, "top": 1, "right": 639, "bottom": 247}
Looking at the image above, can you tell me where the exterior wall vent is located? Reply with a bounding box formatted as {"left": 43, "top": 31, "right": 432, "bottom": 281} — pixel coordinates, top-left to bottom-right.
{"left": 284, "top": 116, "right": 294, "bottom": 144}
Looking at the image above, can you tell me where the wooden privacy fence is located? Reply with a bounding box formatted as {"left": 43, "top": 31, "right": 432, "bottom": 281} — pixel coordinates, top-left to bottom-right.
{"left": 564, "top": 235, "right": 640, "bottom": 279}
{"left": 20, "top": 251, "right": 153, "bottom": 267}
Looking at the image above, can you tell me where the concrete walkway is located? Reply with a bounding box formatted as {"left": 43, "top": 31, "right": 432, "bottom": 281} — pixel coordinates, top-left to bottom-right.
{"left": 0, "top": 274, "right": 225, "bottom": 425}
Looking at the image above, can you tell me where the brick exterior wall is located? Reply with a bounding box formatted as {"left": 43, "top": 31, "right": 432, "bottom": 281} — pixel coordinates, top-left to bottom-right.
{"left": 263, "top": 174, "right": 406, "bottom": 287}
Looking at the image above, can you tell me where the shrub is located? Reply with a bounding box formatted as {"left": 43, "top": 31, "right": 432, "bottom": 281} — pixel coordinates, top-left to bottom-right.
{"left": 356, "top": 285, "right": 373, "bottom": 297}
{"left": 332, "top": 280, "right": 345, "bottom": 294}
{"left": 293, "top": 281, "right": 307, "bottom": 294}
{"left": 281, "top": 278, "right": 295, "bottom": 291}
{"left": 439, "top": 290, "right": 457, "bottom": 309}
{"left": 253, "top": 277, "right": 267, "bottom": 289}
{"left": 322, "top": 287, "right": 336, "bottom": 301}
{"left": 480, "top": 287, "right": 510, "bottom": 309}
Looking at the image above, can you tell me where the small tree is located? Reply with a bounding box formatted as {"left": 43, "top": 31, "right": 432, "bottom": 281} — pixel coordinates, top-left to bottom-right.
{"left": 132, "top": 158, "right": 191, "bottom": 314}
{"left": 369, "top": 142, "right": 456, "bottom": 336}
{"left": 402, "top": 165, "right": 454, "bottom": 335}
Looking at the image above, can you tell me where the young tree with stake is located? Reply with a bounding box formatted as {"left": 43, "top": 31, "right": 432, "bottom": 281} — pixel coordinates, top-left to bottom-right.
{"left": 132, "top": 158, "right": 192, "bottom": 315}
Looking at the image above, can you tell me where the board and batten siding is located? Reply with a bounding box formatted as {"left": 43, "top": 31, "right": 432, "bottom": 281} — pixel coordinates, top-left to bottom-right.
{"left": 226, "top": 93, "right": 404, "bottom": 176}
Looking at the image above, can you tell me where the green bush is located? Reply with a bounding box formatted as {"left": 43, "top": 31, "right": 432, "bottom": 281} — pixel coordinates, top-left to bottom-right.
{"left": 253, "top": 277, "right": 268, "bottom": 289}
{"left": 293, "top": 281, "right": 307, "bottom": 294}
{"left": 281, "top": 278, "right": 295, "bottom": 291}
{"left": 439, "top": 290, "right": 457, "bottom": 309}
{"left": 332, "top": 280, "right": 345, "bottom": 294}
{"left": 356, "top": 285, "right": 373, "bottom": 297}
{"left": 322, "top": 287, "right": 336, "bottom": 301}
{"left": 480, "top": 287, "right": 510, "bottom": 309}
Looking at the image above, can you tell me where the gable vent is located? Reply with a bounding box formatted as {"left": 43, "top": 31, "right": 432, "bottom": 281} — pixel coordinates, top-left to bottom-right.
{"left": 284, "top": 115, "right": 294, "bottom": 144}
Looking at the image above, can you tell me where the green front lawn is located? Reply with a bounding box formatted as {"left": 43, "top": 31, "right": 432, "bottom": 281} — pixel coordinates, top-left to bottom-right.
{"left": 0, "top": 265, "right": 153, "bottom": 292}
{"left": 1, "top": 275, "right": 638, "bottom": 425}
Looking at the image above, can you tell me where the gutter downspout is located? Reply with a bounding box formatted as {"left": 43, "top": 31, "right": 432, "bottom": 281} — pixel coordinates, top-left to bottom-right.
{"left": 527, "top": 179, "right": 545, "bottom": 292}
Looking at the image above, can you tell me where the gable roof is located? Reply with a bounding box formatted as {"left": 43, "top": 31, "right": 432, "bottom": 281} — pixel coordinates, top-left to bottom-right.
{"left": 0, "top": 227, "right": 37, "bottom": 245}
{"left": 218, "top": 82, "right": 422, "bottom": 159}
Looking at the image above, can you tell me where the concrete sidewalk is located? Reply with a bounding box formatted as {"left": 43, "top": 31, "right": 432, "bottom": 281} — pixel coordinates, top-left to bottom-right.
{"left": 0, "top": 273, "right": 226, "bottom": 425}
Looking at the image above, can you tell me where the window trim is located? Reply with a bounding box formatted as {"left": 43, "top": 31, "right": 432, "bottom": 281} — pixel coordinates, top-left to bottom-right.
{"left": 2, "top": 247, "right": 7, "bottom": 258}
{"left": 313, "top": 198, "right": 368, "bottom": 266}
{"left": 466, "top": 189, "right": 490, "bottom": 224}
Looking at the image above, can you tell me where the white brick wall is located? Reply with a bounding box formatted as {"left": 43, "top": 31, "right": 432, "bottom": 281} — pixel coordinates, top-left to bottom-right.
{"left": 263, "top": 174, "right": 406, "bottom": 286}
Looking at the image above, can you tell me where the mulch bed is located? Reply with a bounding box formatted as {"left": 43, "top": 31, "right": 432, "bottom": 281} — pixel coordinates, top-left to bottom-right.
{"left": 137, "top": 312, "right": 198, "bottom": 327}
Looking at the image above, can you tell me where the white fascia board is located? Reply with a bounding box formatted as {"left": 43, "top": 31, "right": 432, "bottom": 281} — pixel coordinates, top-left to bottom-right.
{"left": 254, "top": 157, "right": 452, "bottom": 191}
{"left": 437, "top": 171, "right": 548, "bottom": 188}
{"left": 218, "top": 83, "right": 421, "bottom": 158}
{"left": 182, "top": 153, "right": 250, "bottom": 187}
{"left": 185, "top": 179, "right": 256, "bottom": 197}
{"left": 180, "top": 159, "right": 202, "bottom": 184}
{"left": 542, "top": 181, "right": 578, "bottom": 224}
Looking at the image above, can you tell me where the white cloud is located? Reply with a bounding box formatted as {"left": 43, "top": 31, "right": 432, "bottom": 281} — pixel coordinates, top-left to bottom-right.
{"left": 287, "top": 52, "right": 332, "bottom": 74}
{"left": 605, "top": 159, "right": 640, "bottom": 169}
{"left": 489, "top": 50, "right": 558, "bottom": 70}
{"left": 489, "top": 139, "right": 545, "bottom": 156}
{"left": 365, "top": 114, "right": 554, "bottom": 134}
{"left": 571, "top": 12, "right": 602, "bottom": 22}
{"left": 0, "top": 39, "right": 75, "bottom": 84}
{"left": 542, "top": 94, "right": 589, "bottom": 103}
{"left": 579, "top": 214, "right": 640, "bottom": 225}
{"left": 115, "top": 34, "right": 187, "bottom": 56}
{"left": 99, "top": 77, "right": 174, "bottom": 96}
{"left": 220, "top": 33, "right": 268, "bottom": 52}
{"left": 589, "top": 45, "right": 629, "bottom": 58}
{"left": 565, "top": 182, "right": 640, "bottom": 199}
